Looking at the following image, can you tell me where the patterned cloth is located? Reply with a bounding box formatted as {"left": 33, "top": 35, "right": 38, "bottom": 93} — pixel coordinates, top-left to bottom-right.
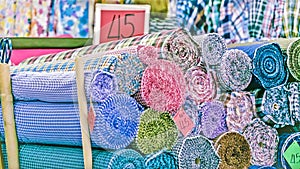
{"left": 141, "top": 60, "right": 186, "bottom": 112}
{"left": 282, "top": 0, "right": 300, "bottom": 37}
{"left": 243, "top": 118, "right": 279, "bottom": 166}
{"left": 287, "top": 38, "right": 300, "bottom": 81}
{"left": 217, "top": 0, "right": 250, "bottom": 44}
{"left": 184, "top": 65, "right": 216, "bottom": 105}
{"left": 277, "top": 132, "right": 300, "bottom": 169}
{"left": 144, "top": 149, "right": 178, "bottom": 169}
{"left": 2, "top": 144, "right": 145, "bottom": 169}
{"left": 287, "top": 82, "right": 300, "bottom": 123}
{"left": 136, "top": 109, "right": 178, "bottom": 155}
{"left": 14, "top": 0, "right": 32, "bottom": 37}
{"left": 214, "top": 132, "right": 251, "bottom": 169}
{"left": 249, "top": 166, "right": 277, "bottom": 169}
{"left": 220, "top": 91, "right": 255, "bottom": 133}
{"left": 198, "top": 101, "right": 228, "bottom": 139}
{"left": 172, "top": 135, "right": 220, "bottom": 169}
{"left": 182, "top": 96, "right": 201, "bottom": 136}
{"left": 216, "top": 49, "right": 252, "bottom": 91}
{"left": 0, "top": 94, "right": 143, "bottom": 149}
{"left": 0, "top": 0, "right": 16, "bottom": 36}
{"left": 30, "top": 0, "right": 52, "bottom": 37}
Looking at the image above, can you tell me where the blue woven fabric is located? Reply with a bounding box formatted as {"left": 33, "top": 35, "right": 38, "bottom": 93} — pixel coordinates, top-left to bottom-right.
{"left": 144, "top": 149, "right": 178, "bottom": 169}
{"left": 0, "top": 94, "right": 143, "bottom": 149}
{"left": 248, "top": 165, "right": 276, "bottom": 169}
{"left": 2, "top": 144, "right": 145, "bottom": 169}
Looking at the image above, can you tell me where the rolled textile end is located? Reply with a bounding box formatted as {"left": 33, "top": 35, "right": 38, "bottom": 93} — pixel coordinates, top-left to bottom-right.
{"left": 287, "top": 39, "right": 300, "bottom": 81}
{"left": 136, "top": 108, "right": 178, "bottom": 155}
{"left": 141, "top": 60, "right": 186, "bottom": 112}
{"left": 172, "top": 135, "right": 220, "bottom": 169}
{"left": 252, "top": 43, "right": 289, "bottom": 89}
{"left": 215, "top": 132, "right": 251, "bottom": 169}
{"left": 137, "top": 45, "right": 159, "bottom": 65}
{"left": 199, "top": 101, "right": 228, "bottom": 139}
{"left": 144, "top": 149, "right": 178, "bottom": 169}
{"left": 248, "top": 165, "right": 277, "bottom": 169}
{"left": 220, "top": 91, "right": 256, "bottom": 133}
{"left": 243, "top": 118, "right": 279, "bottom": 166}
{"left": 90, "top": 94, "right": 144, "bottom": 150}
{"left": 277, "top": 132, "right": 300, "bottom": 169}
{"left": 216, "top": 49, "right": 253, "bottom": 91}
{"left": 261, "top": 84, "right": 294, "bottom": 128}
{"left": 185, "top": 65, "right": 216, "bottom": 105}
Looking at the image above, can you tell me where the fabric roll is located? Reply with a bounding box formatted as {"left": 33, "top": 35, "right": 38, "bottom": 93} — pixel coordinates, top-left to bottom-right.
{"left": 287, "top": 39, "right": 300, "bottom": 81}
{"left": 216, "top": 49, "right": 253, "bottom": 91}
{"left": 141, "top": 60, "right": 186, "bottom": 112}
{"left": 243, "top": 118, "right": 279, "bottom": 166}
{"left": 2, "top": 144, "right": 145, "bottom": 169}
{"left": 220, "top": 91, "right": 255, "bottom": 133}
{"left": 90, "top": 94, "right": 144, "bottom": 150}
{"left": 182, "top": 96, "right": 201, "bottom": 136}
{"left": 172, "top": 135, "right": 220, "bottom": 169}
{"left": 18, "top": 29, "right": 199, "bottom": 68}
{"left": 136, "top": 109, "right": 178, "bottom": 155}
{"left": 261, "top": 84, "right": 294, "bottom": 128}
{"left": 215, "top": 132, "right": 251, "bottom": 169}
{"left": 277, "top": 132, "right": 300, "bottom": 169}
{"left": 192, "top": 33, "right": 227, "bottom": 69}
{"left": 198, "top": 101, "right": 228, "bottom": 139}
{"left": 184, "top": 65, "right": 216, "bottom": 105}
{"left": 137, "top": 45, "right": 159, "bottom": 65}
{"left": 249, "top": 165, "right": 277, "bottom": 169}
{"left": 0, "top": 94, "right": 143, "bottom": 150}
{"left": 144, "top": 149, "right": 178, "bottom": 169}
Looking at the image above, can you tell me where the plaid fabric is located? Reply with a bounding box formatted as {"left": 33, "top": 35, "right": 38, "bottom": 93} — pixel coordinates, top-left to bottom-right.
{"left": 2, "top": 144, "right": 144, "bottom": 169}
{"left": 218, "top": 0, "right": 250, "bottom": 44}
{"left": 243, "top": 118, "right": 279, "bottom": 166}
{"left": 136, "top": 109, "right": 178, "bottom": 155}
{"left": 172, "top": 135, "right": 220, "bottom": 169}
{"left": 287, "top": 82, "right": 300, "bottom": 123}
{"left": 144, "top": 149, "right": 178, "bottom": 169}
{"left": 0, "top": 94, "right": 143, "bottom": 149}
{"left": 215, "top": 132, "right": 251, "bottom": 168}
{"left": 205, "top": 0, "right": 222, "bottom": 33}
{"left": 282, "top": 0, "right": 300, "bottom": 37}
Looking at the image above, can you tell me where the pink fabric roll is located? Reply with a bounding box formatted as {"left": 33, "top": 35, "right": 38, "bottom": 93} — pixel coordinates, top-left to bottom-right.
{"left": 141, "top": 60, "right": 186, "bottom": 113}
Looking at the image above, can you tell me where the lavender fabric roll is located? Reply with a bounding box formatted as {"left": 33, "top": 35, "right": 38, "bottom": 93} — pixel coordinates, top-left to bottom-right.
{"left": 172, "top": 135, "right": 220, "bottom": 169}
{"left": 215, "top": 132, "right": 251, "bottom": 169}
{"left": 220, "top": 91, "right": 256, "bottom": 133}
{"left": 243, "top": 118, "right": 279, "bottom": 166}
{"left": 216, "top": 49, "right": 253, "bottom": 91}
{"left": 198, "top": 101, "right": 228, "bottom": 139}
{"left": 144, "top": 149, "right": 178, "bottom": 169}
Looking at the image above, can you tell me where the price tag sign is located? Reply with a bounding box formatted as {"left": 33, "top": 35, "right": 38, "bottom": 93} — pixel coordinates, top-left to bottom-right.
{"left": 283, "top": 140, "right": 300, "bottom": 169}
{"left": 173, "top": 108, "right": 195, "bottom": 137}
{"left": 93, "top": 4, "right": 150, "bottom": 44}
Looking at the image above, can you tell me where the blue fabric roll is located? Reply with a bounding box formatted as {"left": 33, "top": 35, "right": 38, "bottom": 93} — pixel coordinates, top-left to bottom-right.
{"left": 0, "top": 94, "right": 143, "bottom": 150}
{"left": 144, "top": 149, "right": 178, "bottom": 169}
{"left": 2, "top": 144, "right": 145, "bottom": 169}
{"left": 248, "top": 166, "right": 276, "bottom": 169}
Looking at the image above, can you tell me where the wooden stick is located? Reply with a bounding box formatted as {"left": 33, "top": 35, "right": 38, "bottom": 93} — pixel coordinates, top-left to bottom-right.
{"left": 75, "top": 57, "right": 93, "bottom": 169}
{"left": 0, "top": 63, "right": 19, "bottom": 169}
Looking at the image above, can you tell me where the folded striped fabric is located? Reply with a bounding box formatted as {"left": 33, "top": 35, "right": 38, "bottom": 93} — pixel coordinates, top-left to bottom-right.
{"left": 198, "top": 101, "right": 228, "bottom": 139}
{"left": 220, "top": 91, "right": 255, "bottom": 133}
{"left": 282, "top": 0, "right": 300, "bottom": 37}
{"left": 243, "top": 118, "right": 279, "bottom": 166}
{"left": 0, "top": 94, "right": 143, "bottom": 150}
{"left": 287, "top": 38, "right": 300, "bottom": 81}
{"left": 172, "top": 135, "right": 220, "bottom": 169}
{"left": 214, "top": 132, "right": 251, "bottom": 169}
{"left": 141, "top": 60, "right": 186, "bottom": 112}
{"left": 136, "top": 108, "right": 178, "bottom": 155}
{"left": 144, "top": 149, "right": 178, "bottom": 169}
{"left": 2, "top": 144, "right": 145, "bottom": 169}
{"left": 185, "top": 65, "right": 216, "bottom": 105}
{"left": 277, "top": 132, "right": 300, "bottom": 169}
{"left": 216, "top": 49, "right": 252, "bottom": 91}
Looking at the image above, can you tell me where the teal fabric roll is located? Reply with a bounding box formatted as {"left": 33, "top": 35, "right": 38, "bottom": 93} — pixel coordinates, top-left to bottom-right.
{"left": 144, "top": 149, "right": 178, "bottom": 169}
{"left": 2, "top": 144, "right": 145, "bottom": 169}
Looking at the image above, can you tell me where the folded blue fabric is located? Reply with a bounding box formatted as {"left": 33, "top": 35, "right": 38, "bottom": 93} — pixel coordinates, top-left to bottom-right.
{"left": 0, "top": 94, "right": 143, "bottom": 150}
{"left": 2, "top": 144, "right": 145, "bottom": 169}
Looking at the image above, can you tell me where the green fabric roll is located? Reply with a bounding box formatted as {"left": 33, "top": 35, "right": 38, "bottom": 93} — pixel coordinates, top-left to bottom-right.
{"left": 136, "top": 108, "right": 178, "bottom": 155}
{"left": 2, "top": 144, "right": 144, "bottom": 169}
{"left": 287, "top": 38, "right": 300, "bottom": 81}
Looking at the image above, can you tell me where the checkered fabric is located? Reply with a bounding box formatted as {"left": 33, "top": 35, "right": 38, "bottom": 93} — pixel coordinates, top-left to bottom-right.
{"left": 2, "top": 144, "right": 144, "bottom": 169}
{"left": 215, "top": 132, "right": 251, "bottom": 169}
{"left": 204, "top": 0, "right": 223, "bottom": 33}
{"left": 0, "top": 94, "right": 143, "bottom": 149}
{"left": 282, "top": 0, "right": 300, "bottom": 37}
{"left": 217, "top": 0, "right": 250, "bottom": 44}
{"left": 287, "top": 82, "right": 300, "bottom": 123}
{"left": 172, "top": 135, "right": 220, "bottom": 169}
